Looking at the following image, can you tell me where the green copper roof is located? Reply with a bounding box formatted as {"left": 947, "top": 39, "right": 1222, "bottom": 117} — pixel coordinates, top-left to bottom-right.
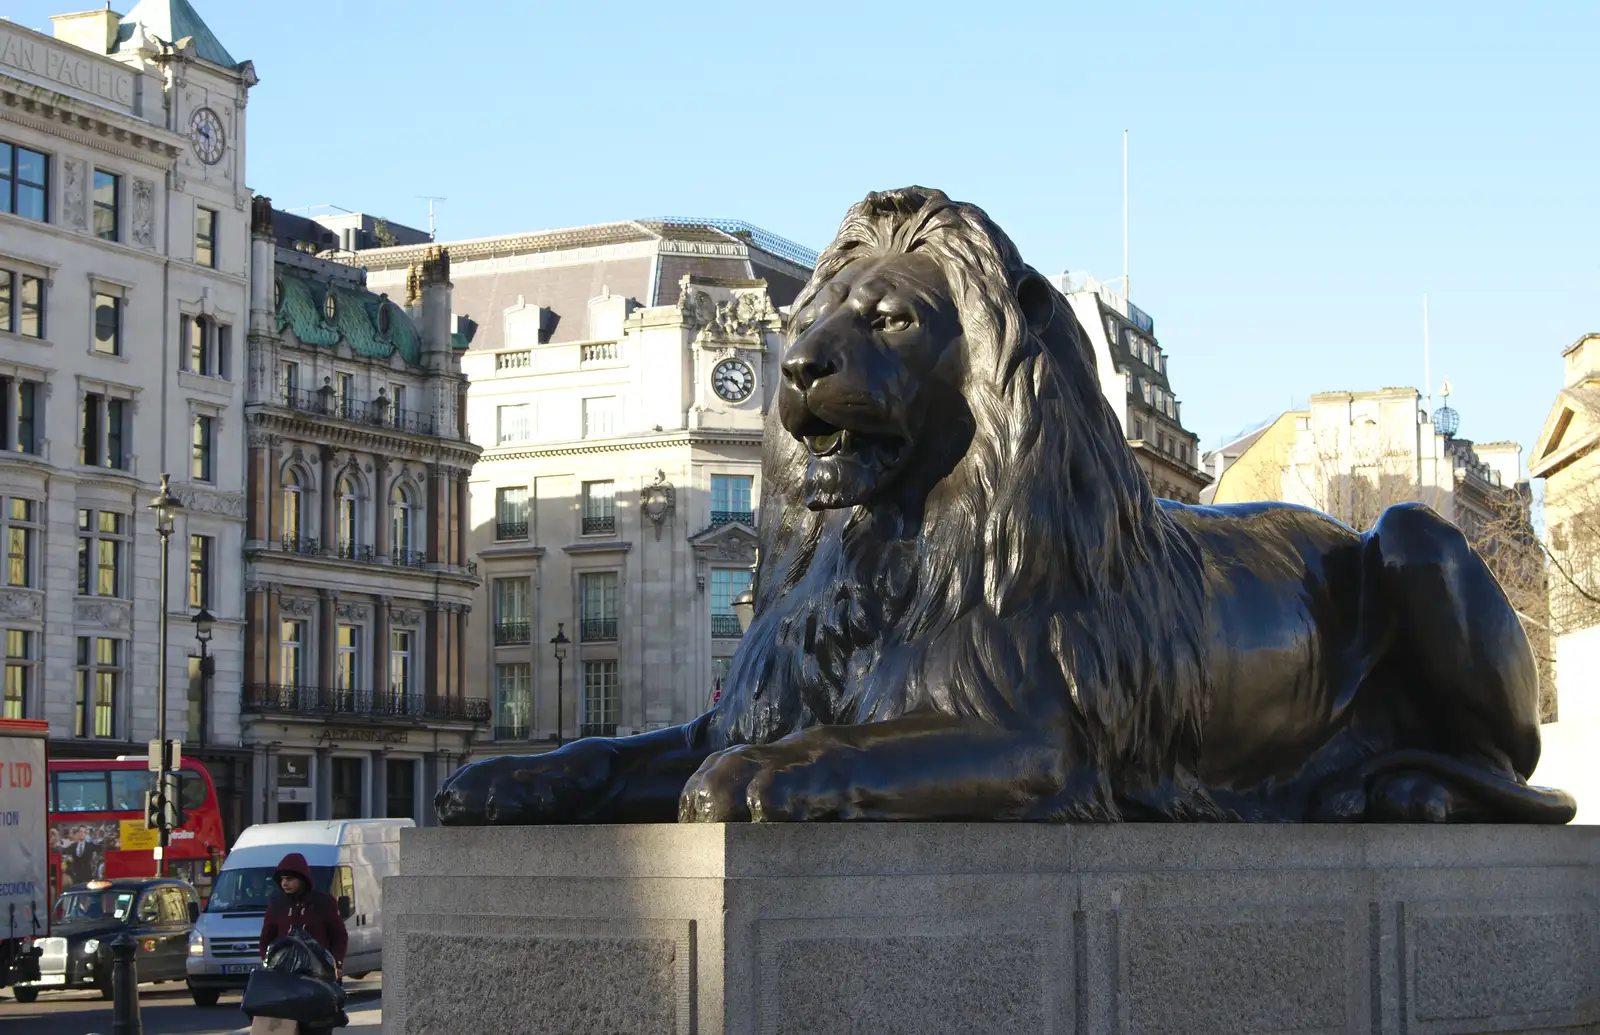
{"left": 275, "top": 269, "right": 421, "bottom": 366}
{"left": 116, "top": 0, "right": 237, "bottom": 68}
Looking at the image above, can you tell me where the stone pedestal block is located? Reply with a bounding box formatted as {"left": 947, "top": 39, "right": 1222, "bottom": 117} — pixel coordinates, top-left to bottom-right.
{"left": 382, "top": 824, "right": 1599, "bottom": 1035}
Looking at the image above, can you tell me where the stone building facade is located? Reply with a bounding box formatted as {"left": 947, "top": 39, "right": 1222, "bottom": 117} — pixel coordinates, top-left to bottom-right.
{"left": 1049, "top": 273, "right": 1211, "bottom": 502}
{"left": 240, "top": 201, "right": 482, "bottom": 825}
{"left": 350, "top": 220, "right": 813, "bottom": 753}
{"left": 0, "top": 4, "right": 255, "bottom": 837}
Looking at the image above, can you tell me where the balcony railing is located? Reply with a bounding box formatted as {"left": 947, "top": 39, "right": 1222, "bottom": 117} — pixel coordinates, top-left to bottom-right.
{"left": 390, "top": 548, "right": 429, "bottom": 568}
{"left": 581, "top": 514, "right": 615, "bottom": 536}
{"left": 334, "top": 542, "right": 374, "bottom": 562}
{"left": 579, "top": 722, "right": 617, "bottom": 738}
{"left": 495, "top": 622, "right": 530, "bottom": 646}
{"left": 711, "top": 613, "right": 744, "bottom": 639}
{"left": 493, "top": 723, "right": 534, "bottom": 740}
{"left": 580, "top": 617, "right": 618, "bottom": 642}
{"left": 243, "top": 683, "right": 489, "bottom": 723}
{"left": 278, "top": 388, "right": 439, "bottom": 437}
{"left": 580, "top": 342, "right": 618, "bottom": 363}
{"left": 710, "top": 510, "right": 755, "bottom": 527}
{"left": 281, "top": 535, "right": 320, "bottom": 555}
{"left": 495, "top": 520, "right": 528, "bottom": 541}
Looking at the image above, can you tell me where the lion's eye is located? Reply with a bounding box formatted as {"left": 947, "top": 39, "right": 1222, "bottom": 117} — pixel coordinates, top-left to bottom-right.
{"left": 874, "top": 311, "right": 914, "bottom": 333}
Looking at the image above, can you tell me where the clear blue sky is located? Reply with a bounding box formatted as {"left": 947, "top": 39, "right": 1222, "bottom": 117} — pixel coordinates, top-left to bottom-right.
{"left": 15, "top": 1, "right": 1596, "bottom": 464}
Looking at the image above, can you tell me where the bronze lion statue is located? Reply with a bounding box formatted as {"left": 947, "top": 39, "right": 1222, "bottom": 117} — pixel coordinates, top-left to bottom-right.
{"left": 438, "top": 186, "right": 1575, "bottom": 826}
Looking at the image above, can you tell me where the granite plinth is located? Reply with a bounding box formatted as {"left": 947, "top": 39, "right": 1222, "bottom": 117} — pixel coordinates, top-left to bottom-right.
{"left": 382, "top": 824, "right": 1599, "bottom": 1035}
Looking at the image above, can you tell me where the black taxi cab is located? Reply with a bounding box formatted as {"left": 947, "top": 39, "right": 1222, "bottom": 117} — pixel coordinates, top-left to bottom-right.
{"left": 12, "top": 877, "right": 200, "bottom": 1002}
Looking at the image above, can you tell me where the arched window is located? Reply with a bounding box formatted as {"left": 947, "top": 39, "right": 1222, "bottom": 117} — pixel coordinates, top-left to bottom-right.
{"left": 390, "top": 483, "right": 413, "bottom": 564}
{"left": 337, "top": 475, "right": 359, "bottom": 558}
{"left": 282, "top": 469, "right": 303, "bottom": 551}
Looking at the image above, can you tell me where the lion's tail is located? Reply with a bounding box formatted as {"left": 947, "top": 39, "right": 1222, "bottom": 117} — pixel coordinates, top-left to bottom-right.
{"left": 1313, "top": 748, "right": 1578, "bottom": 824}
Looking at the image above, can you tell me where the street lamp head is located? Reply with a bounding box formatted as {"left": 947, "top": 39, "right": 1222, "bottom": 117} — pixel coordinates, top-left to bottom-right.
{"left": 550, "top": 622, "right": 569, "bottom": 662}
{"left": 147, "top": 473, "right": 183, "bottom": 534}
{"left": 732, "top": 586, "right": 756, "bottom": 634}
{"left": 192, "top": 607, "right": 216, "bottom": 644}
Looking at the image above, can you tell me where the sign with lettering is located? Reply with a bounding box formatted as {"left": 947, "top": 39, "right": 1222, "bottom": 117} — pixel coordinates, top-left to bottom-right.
{"left": 119, "top": 820, "right": 158, "bottom": 851}
{"left": 0, "top": 28, "right": 136, "bottom": 109}
{"left": 315, "top": 727, "right": 410, "bottom": 745}
{"left": 0, "top": 728, "right": 46, "bottom": 932}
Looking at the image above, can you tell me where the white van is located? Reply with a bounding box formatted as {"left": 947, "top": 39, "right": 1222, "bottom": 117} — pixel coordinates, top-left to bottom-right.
{"left": 184, "top": 818, "right": 412, "bottom": 1006}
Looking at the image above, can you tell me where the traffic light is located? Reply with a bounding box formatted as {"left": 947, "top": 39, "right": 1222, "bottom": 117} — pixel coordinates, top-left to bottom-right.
{"left": 144, "top": 790, "right": 159, "bottom": 830}
{"left": 162, "top": 772, "right": 186, "bottom": 831}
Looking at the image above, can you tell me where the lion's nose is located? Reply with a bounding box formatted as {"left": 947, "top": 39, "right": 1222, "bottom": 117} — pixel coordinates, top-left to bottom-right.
{"left": 781, "top": 351, "right": 836, "bottom": 392}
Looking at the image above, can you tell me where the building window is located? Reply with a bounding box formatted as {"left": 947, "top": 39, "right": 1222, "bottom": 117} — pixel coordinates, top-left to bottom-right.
{"left": 281, "top": 361, "right": 299, "bottom": 403}
{"left": 280, "top": 620, "right": 305, "bottom": 686}
{"left": 710, "top": 568, "right": 753, "bottom": 639}
{"left": 81, "top": 393, "right": 128, "bottom": 469}
{"left": 5, "top": 498, "right": 38, "bottom": 588}
{"left": 581, "top": 660, "right": 618, "bottom": 737}
{"left": 192, "top": 414, "right": 215, "bottom": 482}
{"left": 389, "top": 484, "right": 414, "bottom": 563}
{"left": 581, "top": 396, "right": 616, "bottom": 438}
{"left": 195, "top": 206, "right": 216, "bottom": 268}
{"left": 495, "top": 486, "right": 529, "bottom": 540}
{"left": 336, "top": 475, "right": 360, "bottom": 557}
{"left": 581, "top": 480, "right": 614, "bottom": 536}
{"left": 324, "top": 293, "right": 338, "bottom": 322}
{"left": 496, "top": 404, "right": 531, "bottom": 445}
{"left": 0, "top": 377, "right": 42, "bottom": 454}
{"left": 337, "top": 373, "right": 355, "bottom": 419}
{"left": 282, "top": 469, "right": 305, "bottom": 549}
{"left": 1, "top": 141, "right": 49, "bottom": 222}
{"left": 75, "top": 636, "right": 122, "bottom": 737}
{"left": 185, "top": 315, "right": 209, "bottom": 374}
{"left": 710, "top": 475, "right": 754, "bottom": 526}
{"left": 188, "top": 534, "right": 213, "bottom": 609}
{"left": 4, "top": 630, "right": 33, "bottom": 719}
{"left": 335, "top": 624, "right": 361, "bottom": 696}
{"left": 330, "top": 757, "right": 361, "bottom": 819}
{"left": 390, "top": 630, "right": 412, "bottom": 698}
{"left": 494, "top": 663, "right": 532, "bottom": 740}
{"left": 0, "top": 270, "right": 46, "bottom": 338}
{"left": 93, "top": 292, "right": 121, "bottom": 354}
{"left": 92, "top": 169, "right": 118, "bottom": 241}
{"left": 77, "top": 510, "right": 126, "bottom": 598}
{"left": 493, "top": 578, "right": 530, "bottom": 646}
{"left": 580, "top": 572, "right": 619, "bottom": 642}
{"left": 385, "top": 758, "right": 416, "bottom": 819}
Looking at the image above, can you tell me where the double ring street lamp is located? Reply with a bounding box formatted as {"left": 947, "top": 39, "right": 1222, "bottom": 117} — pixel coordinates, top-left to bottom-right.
{"left": 148, "top": 474, "right": 183, "bottom": 877}
{"left": 550, "top": 623, "right": 569, "bottom": 747}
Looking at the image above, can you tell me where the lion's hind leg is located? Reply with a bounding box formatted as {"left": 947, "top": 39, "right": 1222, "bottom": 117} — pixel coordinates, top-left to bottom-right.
{"left": 1309, "top": 749, "right": 1577, "bottom": 824}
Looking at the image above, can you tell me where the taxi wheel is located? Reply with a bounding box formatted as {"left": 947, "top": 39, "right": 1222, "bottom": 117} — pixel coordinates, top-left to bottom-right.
{"left": 190, "top": 986, "right": 221, "bottom": 1007}
{"left": 11, "top": 987, "right": 38, "bottom": 1004}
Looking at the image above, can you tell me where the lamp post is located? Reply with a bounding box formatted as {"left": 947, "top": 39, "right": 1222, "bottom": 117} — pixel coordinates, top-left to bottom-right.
{"left": 147, "top": 474, "right": 183, "bottom": 877}
{"left": 191, "top": 607, "right": 215, "bottom": 747}
{"left": 732, "top": 566, "right": 757, "bottom": 634}
{"left": 550, "top": 623, "right": 569, "bottom": 746}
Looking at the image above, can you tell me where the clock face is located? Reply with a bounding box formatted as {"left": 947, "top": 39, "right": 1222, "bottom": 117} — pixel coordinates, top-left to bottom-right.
{"left": 711, "top": 358, "right": 754, "bottom": 403}
{"left": 189, "top": 107, "right": 225, "bottom": 165}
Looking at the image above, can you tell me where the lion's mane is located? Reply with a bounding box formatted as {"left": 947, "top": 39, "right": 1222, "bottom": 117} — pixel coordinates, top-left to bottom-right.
{"left": 711, "top": 187, "right": 1216, "bottom": 818}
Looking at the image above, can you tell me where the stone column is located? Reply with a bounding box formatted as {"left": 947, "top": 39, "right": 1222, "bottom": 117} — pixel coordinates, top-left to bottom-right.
{"left": 369, "top": 750, "right": 388, "bottom": 818}
{"left": 455, "top": 472, "right": 469, "bottom": 565}
{"left": 374, "top": 596, "right": 392, "bottom": 704}
{"left": 264, "top": 588, "right": 281, "bottom": 685}
{"left": 424, "top": 605, "right": 440, "bottom": 698}
{"left": 454, "top": 607, "right": 467, "bottom": 700}
{"left": 314, "top": 748, "right": 332, "bottom": 821}
{"left": 266, "top": 436, "right": 283, "bottom": 542}
{"left": 420, "top": 751, "right": 439, "bottom": 828}
{"left": 319, "top": 445, "right": 336, "bottom": 550}
{"left": 374, "top": 453, "right": 390, "bottom": 561}
{"left": 427, "top": 468, "right": 442, "bottom": 564}
{"left": 319, "top": 589, "right": 337, "bottom": 692}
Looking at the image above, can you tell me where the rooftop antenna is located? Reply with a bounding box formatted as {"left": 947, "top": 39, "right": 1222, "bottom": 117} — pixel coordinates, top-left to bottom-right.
{"left": 418, "top": 196, "right": 446, "bottom": 240}
{"left": 1122, "top": 128, "right": 1129, "bottom": 300}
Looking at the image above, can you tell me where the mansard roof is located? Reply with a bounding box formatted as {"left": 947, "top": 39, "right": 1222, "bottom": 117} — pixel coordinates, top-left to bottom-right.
{"left": 114, "top": 0, "right": 238, "bottom": 69}
{"left": 275, "top": 265, "right": 420, "bottom": 366}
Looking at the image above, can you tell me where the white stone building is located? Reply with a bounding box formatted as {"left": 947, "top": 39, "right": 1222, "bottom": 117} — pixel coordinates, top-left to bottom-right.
{"left": 0, "top": 4, "right": 255, "bottom": 833}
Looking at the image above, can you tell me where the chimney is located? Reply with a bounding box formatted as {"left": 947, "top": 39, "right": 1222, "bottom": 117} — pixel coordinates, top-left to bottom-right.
{"left": 418, "top": 246, "right": 452, "bottom": 366}
{"left": 51, "top": 10, "right": 122, "bottom": 55}
{"left": 249, "top": 196, "right": 277, "bottom": 336}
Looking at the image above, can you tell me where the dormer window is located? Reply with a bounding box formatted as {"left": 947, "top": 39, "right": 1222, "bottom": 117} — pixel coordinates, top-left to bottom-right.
{"left": 324, "top": 293, "right": 337, "bottom": 321}
{"left": 273, "top": 278, "right": 283, "bottom": 309}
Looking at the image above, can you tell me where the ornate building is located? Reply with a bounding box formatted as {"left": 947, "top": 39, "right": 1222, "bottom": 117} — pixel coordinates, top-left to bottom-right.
{"left": 1050, "top": 273, "right": 1212, "bottom": 502}
{"left": 348, "top": 219, "right": 812, "bottom": 754}
{"left": 240, "top": 200, "right": 482, "bottom": 825}
{"left": 1, "top": 3, "right": 255, "bottom": 837}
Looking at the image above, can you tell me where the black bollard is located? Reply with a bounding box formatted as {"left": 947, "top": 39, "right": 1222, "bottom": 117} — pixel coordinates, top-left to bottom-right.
{"left": 109, "top": 932, "right": 141, "bottom": 1035}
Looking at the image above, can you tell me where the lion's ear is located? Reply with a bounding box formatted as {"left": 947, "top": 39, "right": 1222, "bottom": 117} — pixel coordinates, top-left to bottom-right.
{"left": 1016, "top": 274, "right": 1056, "bottom": 336}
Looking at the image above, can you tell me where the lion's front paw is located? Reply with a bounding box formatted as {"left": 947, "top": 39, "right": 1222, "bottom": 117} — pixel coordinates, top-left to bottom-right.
{"left": 679, "top": 746, "right": 762, "bottom": 822}
{"left": 435, "top": 744, "right": 613, "bottom": 825}
{"left": 679, "top": 746, "right": 844, "bottom": 823}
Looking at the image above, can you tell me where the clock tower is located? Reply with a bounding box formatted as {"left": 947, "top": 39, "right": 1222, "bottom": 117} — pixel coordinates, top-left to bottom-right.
{"left": 680, "top": 277, "right": 782, "bottom": 432}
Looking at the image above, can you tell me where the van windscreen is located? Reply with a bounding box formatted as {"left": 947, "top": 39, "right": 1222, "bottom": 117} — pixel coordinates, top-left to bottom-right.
{"left": 205, "top": 865, "right": 333, "bottom": 913}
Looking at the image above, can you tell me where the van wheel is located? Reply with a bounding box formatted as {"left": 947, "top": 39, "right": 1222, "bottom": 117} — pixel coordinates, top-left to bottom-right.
{"left": 190, "top": 985, "right": 221, "bottom": 1007}
{"left": 11, "top": 987, "right": 38, "bottom": 1004}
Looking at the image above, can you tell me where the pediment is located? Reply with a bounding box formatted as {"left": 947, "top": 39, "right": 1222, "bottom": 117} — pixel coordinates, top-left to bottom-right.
{"left": 688, "top": 521, "right": 758, "bottom": 564}
{"left": 1531, "top": 384, "right": 1600, "bottom": 476}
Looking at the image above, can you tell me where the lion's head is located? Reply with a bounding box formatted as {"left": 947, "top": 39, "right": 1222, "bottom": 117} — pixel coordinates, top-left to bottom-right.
{"left": 719, "top": 187, "right": 1209, "bottom": 799}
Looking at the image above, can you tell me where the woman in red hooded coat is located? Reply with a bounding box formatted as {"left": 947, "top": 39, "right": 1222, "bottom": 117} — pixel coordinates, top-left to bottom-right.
{"left": 258, "top": 852, "right": 348, "bottom": 974}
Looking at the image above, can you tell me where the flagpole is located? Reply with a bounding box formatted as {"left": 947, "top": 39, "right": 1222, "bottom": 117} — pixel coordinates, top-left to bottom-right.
{"left": 1122, "top": 128, "right": 1129, "bottom": 300}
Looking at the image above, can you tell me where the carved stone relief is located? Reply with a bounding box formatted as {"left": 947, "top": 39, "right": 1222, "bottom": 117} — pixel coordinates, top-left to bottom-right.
{"left": 177, "top": 487, "right": 246, "bottom": 519}
{"left": 76, "top": 600, "right": 130, "bottom": 628}
{"left": 131, "top": 179, "right": 155, "bottom": 247}
{"left": 335, "top": 602, "right": 371, "bottom": 622}
{"left": 281, "top": 597, "right": 317, "bottom": 618}
{"left": 640, "top": 470, "right": 675, "bottom": 542}
{"left": 62, "top": 159, "right": 87, "bottom": 230}
{"left": 0, "top": 590, "right": 42, "bottom": 620}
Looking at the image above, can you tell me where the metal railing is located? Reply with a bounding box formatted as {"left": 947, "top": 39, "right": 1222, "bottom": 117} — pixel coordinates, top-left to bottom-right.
{"left": 334, "top": 542, "right": 373, "bottom": 562}
{"left": 580, "top": 617, "right": 617, "bottom": 642}
{"left": 710, "top": 510, "right": 755, "bottom": 527}
{"left": 581, "top": 515, "right": 615, "bottom": 536}
{"left": 494, "top": 622, "right": 530, "bottom": 646}
{"left": 390, "top": 548, "right": 429, "bottom": 568}
{"left": 495, "top": 520, "right": 528, "bottom": 541}
{"left": 493, "top": 723, "right": 533, "bottom": 741}
{"left": 281, "top": 535, "right": 320, "bottom": 555}
{"left": 242, "top": 683, "right": 490, "bottom": 722}
{"left": 578, "top": 722, "right": 617, "bottom": 738}
{"left": 278, "top": 388, "right": 440, "bottom": 437}
{"left": 711, "top": 614, "right": 743, "bottom": 639}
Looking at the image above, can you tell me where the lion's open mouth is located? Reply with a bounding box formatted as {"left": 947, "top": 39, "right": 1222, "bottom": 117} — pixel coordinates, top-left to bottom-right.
{"left": 799, "top": 418, "right": 906, "bottom": 464}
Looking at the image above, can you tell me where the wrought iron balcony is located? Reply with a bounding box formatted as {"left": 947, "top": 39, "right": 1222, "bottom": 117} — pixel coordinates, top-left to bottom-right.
{"left": 493, "top": 723, "right": 534, "bottom": 741}
{"left": 579, "top": 722, "right": 617, "bottom": 738}
{"left": 242, "top": 683, "right": 489, "bottom": 723}
{"left": 277, "top": 387, "right": 440, "bottom": 437}
{"left": 581, "top": 515, "right": 615, "bottom": 536}
{"left": 495, "top": 520, "right": 529, "bottom": 541}
{"left": 390, "top": 548, "right": 429, "bottom": 568}
{"left": 710, "top": 510, "right": 756, "bottom": 527}
{"left": 494, "top": 622, "right": 530, "bottom": 646}
{"left": 334, "top": 542, "right": 373, "bottom": 562}
{"left": 580, "top": 617, "right": 617, "bottom": 642}
{"left": 711, "top": 613, "right": 744, "bottom": 639}
{"left": 281, "top": 535, "right": 320, "bottom": 555}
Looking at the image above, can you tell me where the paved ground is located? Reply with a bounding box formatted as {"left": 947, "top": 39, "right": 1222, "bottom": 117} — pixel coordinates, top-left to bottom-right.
{"left": 0, "top": 975, "right": 381, "bottom": 1034}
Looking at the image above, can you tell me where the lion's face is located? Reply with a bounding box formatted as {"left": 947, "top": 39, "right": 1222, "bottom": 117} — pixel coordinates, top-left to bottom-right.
{"left": 779, "top": 253, "right": 968, "bottom": 510}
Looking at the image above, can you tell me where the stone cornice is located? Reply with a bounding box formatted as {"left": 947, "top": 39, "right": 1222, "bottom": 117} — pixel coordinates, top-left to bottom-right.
{"left": 245, "top": 407, "right": 482, "bottom": 467}
{"left": 481, "top": 430, "right": 762, "bottom": 463}
{"left": 0, "top": 74, "right": 180, "bottom": 166}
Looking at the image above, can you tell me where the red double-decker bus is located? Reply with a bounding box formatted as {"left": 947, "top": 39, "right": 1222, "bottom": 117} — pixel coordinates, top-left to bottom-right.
{"left": 45, "top": 758, "right": 227, "bottom": 904}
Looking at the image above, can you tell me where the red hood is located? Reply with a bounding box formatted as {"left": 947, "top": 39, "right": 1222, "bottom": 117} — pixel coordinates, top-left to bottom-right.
{"left": 272, "top": 852, "right": 314, "bottom": 888}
